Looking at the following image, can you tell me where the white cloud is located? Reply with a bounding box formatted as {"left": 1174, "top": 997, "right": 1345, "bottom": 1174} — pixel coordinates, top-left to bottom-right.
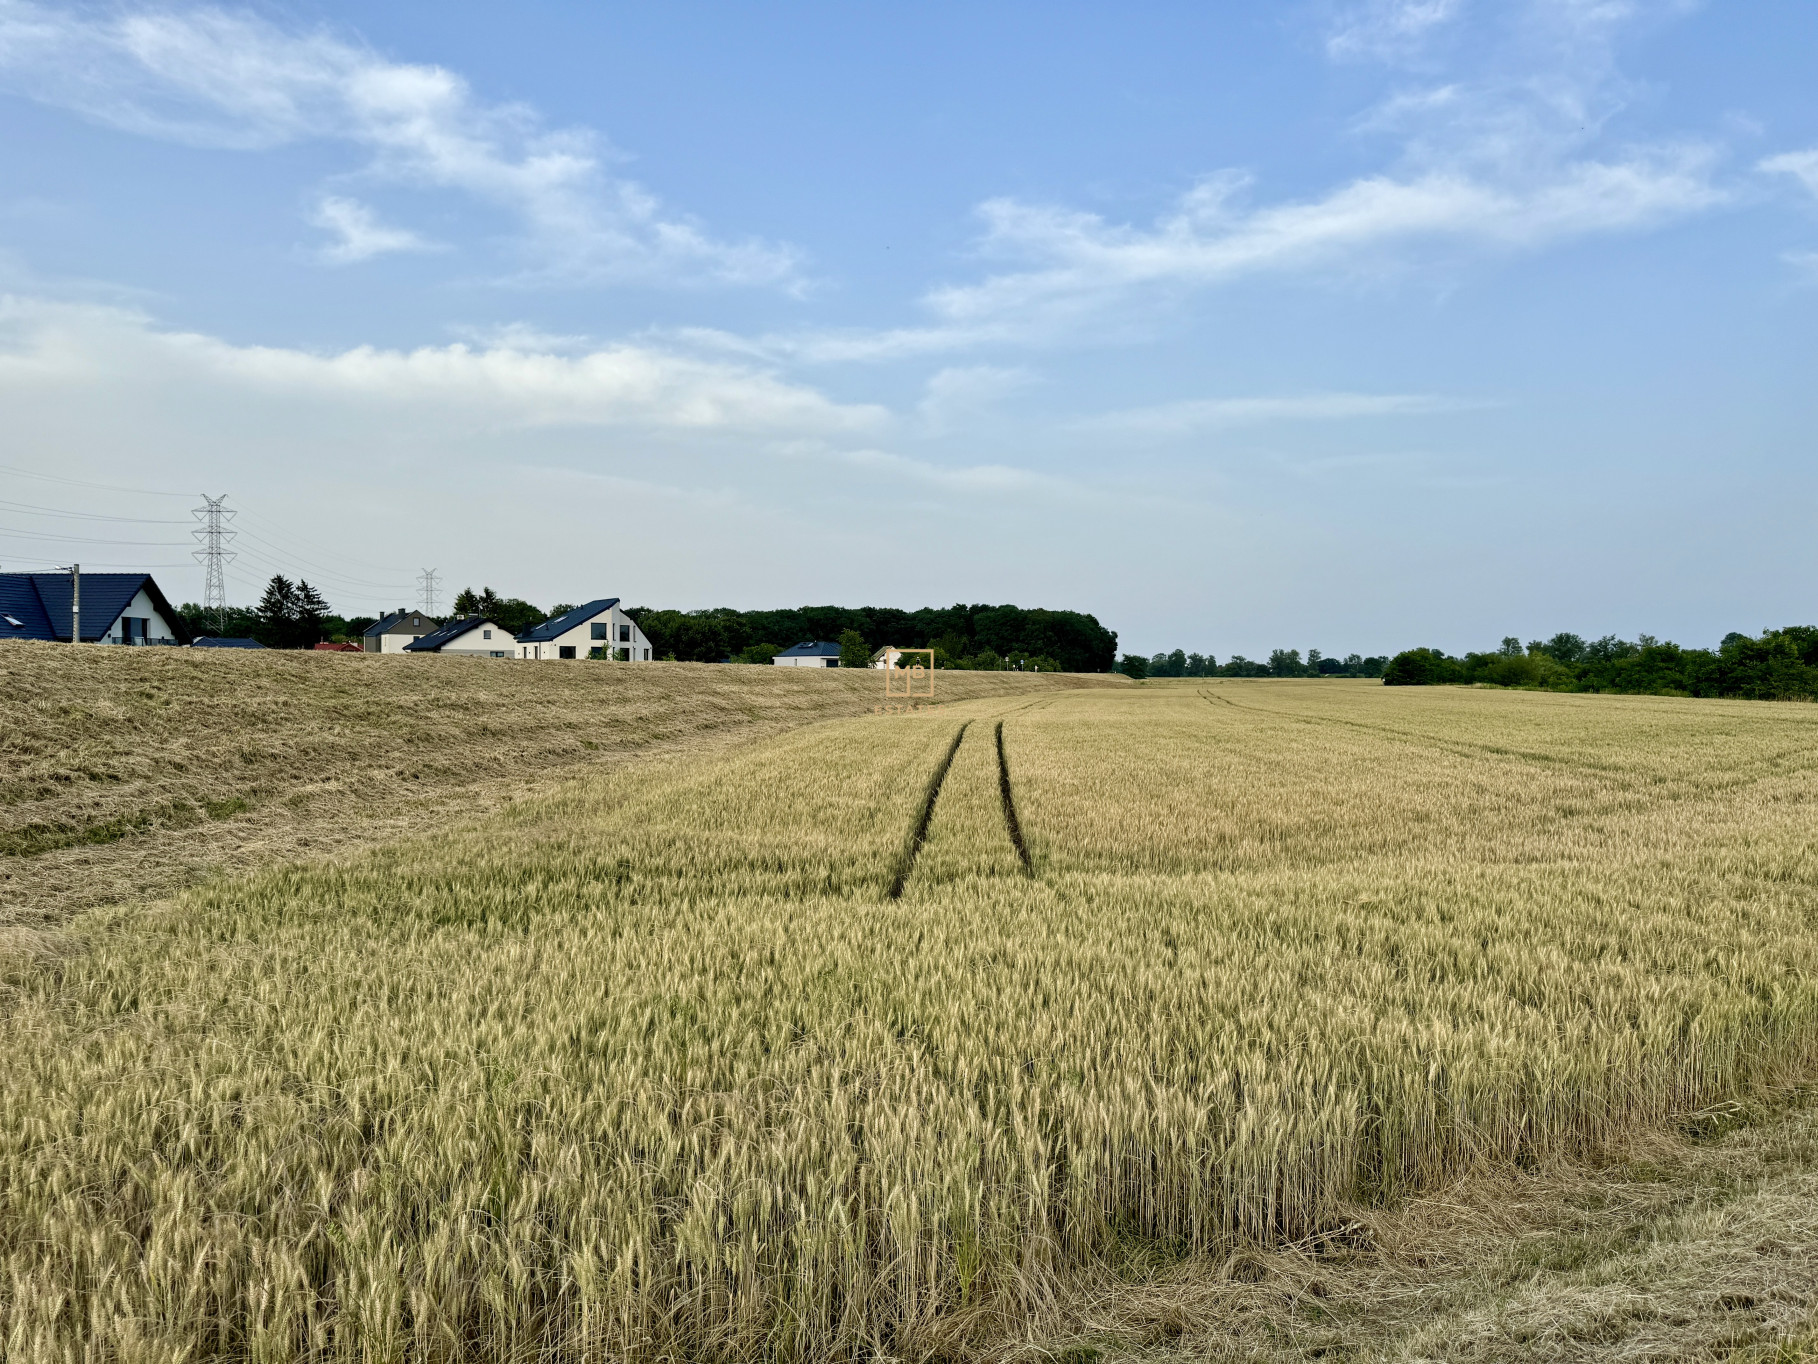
{"left": 0, "top": 295, "right": 881, "bottom": 434}
{"left": 1760, "top": 150, "right": 1818, "bottom": 200}
{"left": 0, "top": 2, "right": 799, "bottom": 287}
{"left": 920, "top": 150, "right": 1720, "bottom": 335}
{"left": 1079, "top": 392, "right": 1477, "bottom": 437}
{"left": 1326, "top": 0, "right": 1465, "bottom": 63}
{"left": 311, "top": 196, "right": 434, "bottom": 264}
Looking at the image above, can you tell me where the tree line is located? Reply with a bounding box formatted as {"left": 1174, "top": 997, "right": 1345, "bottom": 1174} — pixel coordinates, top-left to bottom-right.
{"left": 1119, "top": 648, "right": 1390, "bottom": 679}
{"left": 1383, "top": 627, "right": 1818, "bottom": 699}
{"left": 624, "top": 603, "right": 1117, "bottom": 672}
{"left": 179, "top": 581, "right": 1118, "bottom": 669}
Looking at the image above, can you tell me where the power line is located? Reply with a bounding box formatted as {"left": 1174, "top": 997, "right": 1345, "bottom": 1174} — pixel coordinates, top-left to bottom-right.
{"left": 0, "top": 463, "right": 193, "bottom": 498}
{"left": 0, "top": 499, "right": 193, "bottom": 524}
{"left": 0, "top": 526, "right": 192, "bottom": 545}
{"left": 192, "top": 494, "right": 236, "bottom": 636}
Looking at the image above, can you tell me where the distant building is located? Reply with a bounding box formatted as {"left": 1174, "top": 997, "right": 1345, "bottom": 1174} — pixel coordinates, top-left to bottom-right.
{"left": 193, "top": 637, "right": 266, "bottom": 649}
{"left": 361, "top": 609, "right": 440, "bottom": 654}
{"left": 403, "top": 617, "right": 516, "bottom": 658}
{"left": 0, "top": 572, "right": 187, "bottom": 645}
{"left": 312, "top": 641, "right": 361, "bottom": 652}
{"left": 774, "top": 641, "right": 843, "bottom": 668}
{"left": 515, "top": 599, "right": 652, "bottom": 661}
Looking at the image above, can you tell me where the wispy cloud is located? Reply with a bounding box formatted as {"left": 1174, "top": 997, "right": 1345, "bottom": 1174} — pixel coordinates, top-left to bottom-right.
{"left": 1078, "top": 392, "right": 1480, "bottom": 437}
{"left": 1325, "top": 0, "right": 1465, "bottom": 63}
{"left": 0, "top": 296, "right": 878, "bottom": 434}
{"left": 776, "top": 0, "right": 1725, "bottom": 358}
{"left": 1760, "top": 149, "right": 1818, "bottom": 200}
{"left": 0, "top": 2, "right": 801, "bottom": 287}
{"left": 310, "top": 196, "right": 434, "bottom": 264}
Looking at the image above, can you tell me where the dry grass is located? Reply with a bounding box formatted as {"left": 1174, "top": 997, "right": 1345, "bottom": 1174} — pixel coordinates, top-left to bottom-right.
{"left": 4, "top": 677, "right": 1818, "bottom": 1360}
{"left": 0, "top": 641, "right": 1116, "bottom": 927}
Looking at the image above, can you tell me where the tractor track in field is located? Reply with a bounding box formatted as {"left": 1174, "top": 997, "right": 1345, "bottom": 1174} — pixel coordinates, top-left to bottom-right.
{"left": 888, "top": 721, "right": 969, "bottom": 898}
{"left": 995, "top": 720, "right": 1034, "bottom": 876}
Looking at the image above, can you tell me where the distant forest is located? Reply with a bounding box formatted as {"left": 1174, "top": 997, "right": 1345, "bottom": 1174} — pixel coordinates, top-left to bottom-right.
{"left": 626, "top": 604, "right": 1118, "bottom": 673}
{"left": 1385, "top": 628, "right": 1818, "bottom": 699}
{"left": 1121, "top": 648, "right": 1389, "bottom": 679}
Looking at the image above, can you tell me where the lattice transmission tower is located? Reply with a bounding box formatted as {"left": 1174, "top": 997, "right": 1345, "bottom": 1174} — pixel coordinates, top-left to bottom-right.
{"left": 192, "top": 495, "right": 237, "bottom": 634}
{"left": 417, "top": 567, "right": 441, "bottom": 617}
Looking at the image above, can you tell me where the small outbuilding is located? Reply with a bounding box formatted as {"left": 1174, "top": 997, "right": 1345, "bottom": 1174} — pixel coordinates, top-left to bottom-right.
{"left": 192, "top": 637, "right": 265, "bottom": 649}
{"left": 362, "top": 610, "right": 441, "bottom": 654}
{"left": 773, "top": 641, "right": 843, "bottom": 668}
{"left": 515, "top": 599, "right": 652, "bottom": 661}
{"left": 404, "top": 617, "right": 516, "bottom": 658}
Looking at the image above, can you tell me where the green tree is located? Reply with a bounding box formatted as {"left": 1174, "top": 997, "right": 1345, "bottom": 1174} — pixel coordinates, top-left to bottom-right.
{"left": 838, "top": 630, "right": 870, "bottom": 669}
{"left": 1268, "top": 648, "right": 1303, "bottom": 677}
{"left": 1117, "top": 653, "right": 1148, "bottom": 679}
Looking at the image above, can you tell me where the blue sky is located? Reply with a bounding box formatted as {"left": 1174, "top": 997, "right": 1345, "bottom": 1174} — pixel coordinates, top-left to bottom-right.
{"left": 1, "top": 0, "right": 1815, "bottom": 657}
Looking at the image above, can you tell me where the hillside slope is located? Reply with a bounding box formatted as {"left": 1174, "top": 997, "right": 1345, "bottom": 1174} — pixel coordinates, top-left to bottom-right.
{"left": 0, "top": 642, "right": 1119, "bottom": 926}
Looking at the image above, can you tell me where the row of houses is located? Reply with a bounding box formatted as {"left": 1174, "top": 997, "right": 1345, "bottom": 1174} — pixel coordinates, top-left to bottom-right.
{"left": 1, "top": 572, "right": 860, "bottom": 667}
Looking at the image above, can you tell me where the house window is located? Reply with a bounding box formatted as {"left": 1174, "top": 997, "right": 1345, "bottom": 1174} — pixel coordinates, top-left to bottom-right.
{"left": 482, "top": 629, "right": 492, "bottom": 639}
{"left": 615, "top": 647, "right": 630, "bottom": 662}
{"left": 825, "top": 658, "right": 838, "bottom": 667}
{"left": 591, "top": 623, "right": 610, "bottom": 640}
{"left": 559, "top": 645, "right": 576, "bottom": 660}
{"left": 618, "top": 624, "right": 630, "bottom": 643}
{"left": 643, "top": 648, "right": 650, "bottom": 660}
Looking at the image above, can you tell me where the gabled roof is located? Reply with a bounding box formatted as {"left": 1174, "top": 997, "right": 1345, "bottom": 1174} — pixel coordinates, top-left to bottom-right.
{"left": 364, "top": 610, "right": 438, "bottom": 637}
{"left": 777, "top": 640, "right": 843, "bottom": 658}
{"left": 0, "top": 573, "right": 189, "bottom": 644}
{"left": 404, "top": 616, "right": 502, "bottom": 652}
{"left": 516, "top": 598, "right": 620, "bottom": 643}
{"left": 192, "top": 636, "right": 265, "bottom": 649}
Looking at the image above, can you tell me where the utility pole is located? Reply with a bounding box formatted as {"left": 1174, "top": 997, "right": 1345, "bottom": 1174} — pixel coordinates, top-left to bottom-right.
{"left": 417, "top": 567, "right": 441, "bottom": 617}
{"left": 67, "top": 563, "right": 80, "bottom": 643}
{"left": 192, "top": 494, "right": 237, "bottom": 634}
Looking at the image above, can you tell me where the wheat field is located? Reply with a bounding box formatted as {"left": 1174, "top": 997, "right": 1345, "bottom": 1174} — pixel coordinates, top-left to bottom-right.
{"left": 5, "top": 679, "right": 1818, "bottom": 1361}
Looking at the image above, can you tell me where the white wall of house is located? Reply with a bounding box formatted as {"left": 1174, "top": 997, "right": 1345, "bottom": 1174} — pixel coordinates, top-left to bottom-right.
{"left": 773, "top": 652, "right": 840, "bottom": 667}
{"left": 433, "top": 621, "right": 515, "bottom": 657}
{"left": 519, "top": 604, "right": 652, "bottom": 661}
{"left": 101, "top": 588, "right": 178, "bottom": 646}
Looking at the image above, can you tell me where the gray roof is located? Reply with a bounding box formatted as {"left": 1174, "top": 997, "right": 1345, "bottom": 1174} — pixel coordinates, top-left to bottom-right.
{"left": 404, "top": 617, "right": 502, "bottom": 652}
{"left": 516, "top": 598, "right": 620, "bottom": 643}
{"left": 364, "top": 611, "right": 439, "bottom": 637}
{"left": 191, "top": 637, "right": 265, "bottom": 649}
{"left": 777, "top": 640, "right": 843, "bottom": 657}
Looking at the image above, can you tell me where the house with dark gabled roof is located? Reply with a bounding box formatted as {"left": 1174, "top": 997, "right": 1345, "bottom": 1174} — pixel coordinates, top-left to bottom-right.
{"left": 515, "top": 598, "right": 652, "bottom": 661}
{"left": 773, "top": 641, "right": 843, "bottom": 668}
{"left": 0, "top": 572, "right": 189, "bottom": 646}
{"left": 403, "top": 616, "right": 515, "bottom": 658}
{"left": 361, "top": 609, "right": 440, "bottom": 654}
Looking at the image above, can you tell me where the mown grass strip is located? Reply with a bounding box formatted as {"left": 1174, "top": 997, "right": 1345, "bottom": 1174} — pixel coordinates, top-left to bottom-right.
{"left": 996, "top": 720, "right": 1034, "bottom": 876}
{"left": 888, "top": 721, "right": 970, "bottom": 898}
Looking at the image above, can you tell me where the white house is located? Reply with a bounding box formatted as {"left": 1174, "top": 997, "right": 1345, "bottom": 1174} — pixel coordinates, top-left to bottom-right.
{"left": 403, "top": 616, "right": 516, "bottom": 658}
{"left": 773, "top": 640, "right": 843, "bottom": 668}
{"left": 515, "top": 599, "right": 652, "bottom": 661}
{"left": 0, "top": 571, "right": 186, "bottom": 645}
{"left": 362, "top": 609, "right": 441, "bottom": 654}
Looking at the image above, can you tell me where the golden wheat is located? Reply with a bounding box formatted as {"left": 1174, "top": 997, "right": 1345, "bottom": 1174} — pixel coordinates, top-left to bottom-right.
{"left": 4, "top": 680, "right": 1817, "bottom": 1361}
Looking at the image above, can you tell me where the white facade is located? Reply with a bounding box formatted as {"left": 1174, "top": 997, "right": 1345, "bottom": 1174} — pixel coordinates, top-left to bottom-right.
{"left": 367, "top": 610, "right": 439, "bottom": 653}
{"left": 425, "top": 620, "right": 515, "bottom": 658}
{"left": 101, "top": 588, "right": 179, "bottom": 646}
{"left": 773, "top": 653, "right": 840, "bottom": 667}
{"left": 519, "top": 603, "right": 653, "bottom": 661}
